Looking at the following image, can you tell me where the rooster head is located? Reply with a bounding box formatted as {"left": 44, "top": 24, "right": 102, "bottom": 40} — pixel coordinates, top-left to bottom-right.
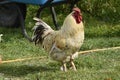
{"left": 72, "top": 7, "right": 82, "bottom": 24}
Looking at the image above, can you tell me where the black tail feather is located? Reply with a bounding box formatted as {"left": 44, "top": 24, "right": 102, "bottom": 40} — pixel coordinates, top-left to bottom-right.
{"left": 33, "top": 24, "right": 46, "bottom": 44}
{"left": 32, "top": 18, "right": 53, "bottom": 45}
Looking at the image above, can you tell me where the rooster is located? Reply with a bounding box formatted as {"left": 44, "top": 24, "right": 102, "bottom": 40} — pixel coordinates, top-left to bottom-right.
{"left": 32, "top": 7, "right": 84, "bottom": 71}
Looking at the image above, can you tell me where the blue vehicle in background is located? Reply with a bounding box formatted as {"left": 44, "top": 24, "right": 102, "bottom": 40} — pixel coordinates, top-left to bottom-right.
{"left": 0, "top": 0, "right": 79, "bottom": 41}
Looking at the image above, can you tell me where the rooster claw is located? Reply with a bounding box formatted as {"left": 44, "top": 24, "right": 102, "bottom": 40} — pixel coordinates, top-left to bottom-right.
{"left": 70, "top": 57, "right": 77, "bottom": 71}
{"left": 69, "top": 66, "right": 77, "bottom": 71}
{"left": 60, "top": 63, "right": 67, "bottom": 72}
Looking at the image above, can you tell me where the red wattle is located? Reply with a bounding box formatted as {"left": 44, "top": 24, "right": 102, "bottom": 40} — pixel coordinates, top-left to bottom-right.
{"left": 76, "top": 16, "right": 82, "bottom": 24}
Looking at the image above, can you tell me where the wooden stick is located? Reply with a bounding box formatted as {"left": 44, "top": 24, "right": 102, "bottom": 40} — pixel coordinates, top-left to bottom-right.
{"left": 0, "top": 46, "right": 120, "bottom": 64}
{"left": 1, "top": 56, "right": 47, "bottom": 64}
{"left": 78, "top": 46, "right": 120, "bottom": 55}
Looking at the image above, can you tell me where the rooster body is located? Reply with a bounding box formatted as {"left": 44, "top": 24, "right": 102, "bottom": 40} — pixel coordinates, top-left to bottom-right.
{"left": 32, "top": 8, "right": 84, "bottom": 71}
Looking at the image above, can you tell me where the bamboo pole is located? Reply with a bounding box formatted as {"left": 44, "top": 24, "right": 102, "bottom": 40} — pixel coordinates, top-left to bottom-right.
{"left": 1, "top": 56, "right": 47, "bottom": 64}
{"left": 78, "top": 46, "right": 120, "bottom": 55}
{"left": 0, "top": 46, "right": 120, "bottom": 64}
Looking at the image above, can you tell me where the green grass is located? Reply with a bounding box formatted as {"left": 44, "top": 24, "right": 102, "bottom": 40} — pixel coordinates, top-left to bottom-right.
{"left": 0, "top": 5, "right": 120, "bottom": 80}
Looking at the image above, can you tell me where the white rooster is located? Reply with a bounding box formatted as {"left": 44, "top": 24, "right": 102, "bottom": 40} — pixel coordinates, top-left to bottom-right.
{"left": 32, "top": 7, "right": 84, "bottom": 71}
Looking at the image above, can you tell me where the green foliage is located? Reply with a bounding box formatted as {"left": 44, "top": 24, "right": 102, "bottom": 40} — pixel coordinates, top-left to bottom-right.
{"left": 78, "top": 0, "right": 120, "bottom": 24}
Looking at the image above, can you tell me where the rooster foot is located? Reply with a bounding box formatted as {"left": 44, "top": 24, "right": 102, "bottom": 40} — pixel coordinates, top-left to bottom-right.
{"left": 69, "top": 61, "right": 77, "bottom": 71}
{"left": 60, "top": 62, "right": 67, "bottom": 72}
{"left": 70, "top": 56, "right": 77, "bottom": 71}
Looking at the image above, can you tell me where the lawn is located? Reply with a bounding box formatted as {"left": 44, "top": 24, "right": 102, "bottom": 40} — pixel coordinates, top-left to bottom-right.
{"left": 0, "top": 5, "right": 120, "bottom": 80}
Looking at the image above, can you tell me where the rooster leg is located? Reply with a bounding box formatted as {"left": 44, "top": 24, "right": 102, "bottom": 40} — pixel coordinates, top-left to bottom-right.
{"left": 70, "top": 56, "right": 77, "bottom": 71}
{"left": 60, "top": 62, "right": 67, "bottom": 72}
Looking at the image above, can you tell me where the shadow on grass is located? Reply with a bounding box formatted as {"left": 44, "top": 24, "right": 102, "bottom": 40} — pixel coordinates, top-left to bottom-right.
{"left": 0, "top": 64, "right": 56, "bottom": 77}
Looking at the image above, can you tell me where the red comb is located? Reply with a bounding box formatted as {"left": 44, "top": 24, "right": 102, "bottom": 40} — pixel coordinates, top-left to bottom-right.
{"left": 73, "top": 7, "right": 80, "bottom": 13}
